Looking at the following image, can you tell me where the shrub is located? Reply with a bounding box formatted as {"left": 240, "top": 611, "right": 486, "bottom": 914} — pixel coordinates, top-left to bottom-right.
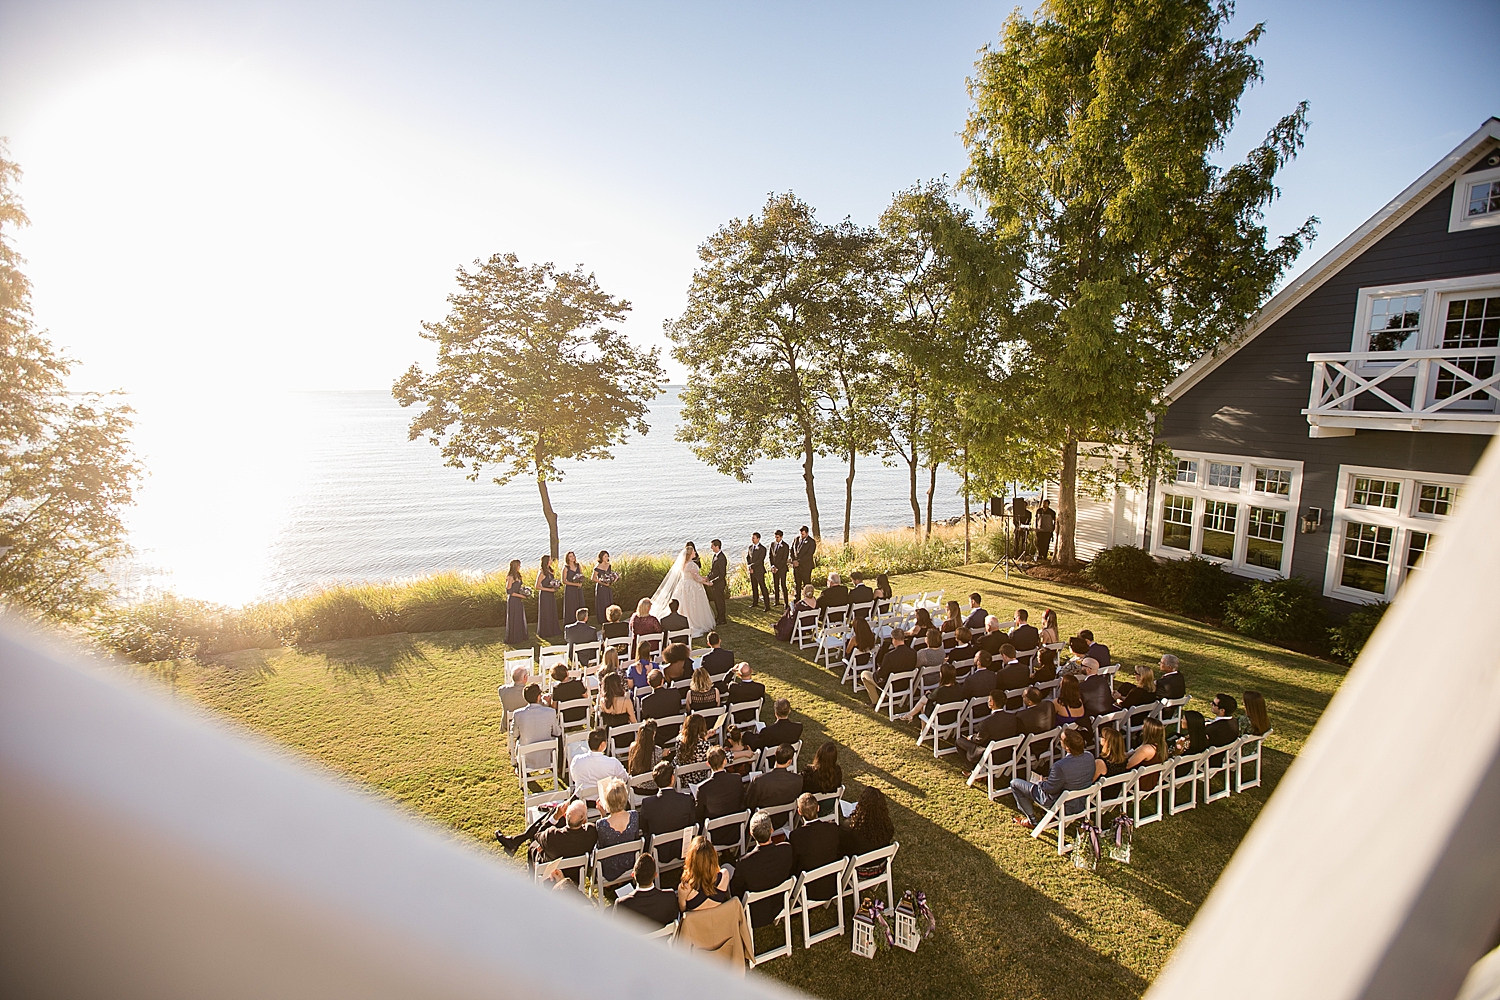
{"left": 1223, "top": 576, "right": 1329, "bottom": 652}
{"left": 1153, "top": 556, "right": 1241, "bottom": 620}
{"left": 1328, "top": 600, "right": 1390, "bottom": 664}
{"left": 1085, "top": 545, "right": 1158, "bottom": 600}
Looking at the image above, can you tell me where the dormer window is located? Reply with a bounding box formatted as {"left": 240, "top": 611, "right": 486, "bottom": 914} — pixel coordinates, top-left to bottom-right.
{"left": 1469, "top": 179, "right": 1500, "bottom": 218}
{"left": 1449, "top": 163, "right": 1500, "bottom": 232}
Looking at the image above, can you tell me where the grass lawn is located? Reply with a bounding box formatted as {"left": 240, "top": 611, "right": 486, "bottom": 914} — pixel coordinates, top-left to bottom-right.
{"left": 128, "top": 563, "right": 1347, "bottom": 999}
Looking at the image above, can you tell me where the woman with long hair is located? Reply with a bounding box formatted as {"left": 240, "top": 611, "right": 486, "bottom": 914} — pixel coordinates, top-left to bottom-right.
{"left": 599, "top": 671, "right": 636, "bottom": 730}
{"left": 904, "top": 607, "right": 935, "bottom": 641}
{"left": 1094, "top": 726, "right": 1128, "bottom": 779}
{"left": 1243, "top": 690, "right": 1271, "bottom": 735}
{"left": 723, "top": 725, "right": 755, "bottom": 776}
{"left": 1032, "top": 647, "right": 1058, "bottom": 683}
{"left": 801, "top": 741, "right": 843, "bottom": 795}
{"left": 592, "top": 550, "right": 618, "bottom": 623}
{"left": 1052, "top": 675, "right": 1087, "bottom": 725}
{"left": 562, "top": 551, "right": 585, "bottom": 624}
{"left": 504, "top": 559, "right": 528, "bottom": 646}
{"left": 941, "top": 599, "right": 962, "bottom": 641}
{"left": 1117, "top": 664, "right": 1158, "bottom": 709}
{"left": 844, "top": 613, "right": 877, "bottom": 659}
{"left": 674, "top": 713, "right": 710, "bottom": 767}
{"left": 676, "top": 836, "right": 731, "bottom": 912}
{"left": 839, "top": 786, "right": 895, "bottom": 874}
{"left": 1128, "top": 718, "right": 1167, "bottom": 770}
{"left": 687, "top": 666, "right": 721, "bottom": 712}
{"left": 626, "top": 720, "right": 661, "bottom": 778}
{"left": 536, "top": 555, "right": 561, "bottom": 639}
{"left": 1039, "top": 608, "right": 1060, "bottom": 646}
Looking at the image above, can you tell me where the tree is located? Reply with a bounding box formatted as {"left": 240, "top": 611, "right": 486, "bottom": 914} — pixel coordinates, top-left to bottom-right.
{"left": 0, "top": 143, "right": 140, "bottom": 619}
{"left": 394, "top": 254, "right": 664, "bottom": 560}
{"left": 963, "top": 0, "right": 1316, "bottom": 566}
{"left": 669, "top": 192, "right": 864, "bottom": 539}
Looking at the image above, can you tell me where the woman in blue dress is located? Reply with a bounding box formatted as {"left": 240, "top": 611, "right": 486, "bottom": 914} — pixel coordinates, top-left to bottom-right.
{"left": 592, "top": 550, "right": 618, "bottom": 621}
{"left": 504, "top": 559, "right": 529, "bottom": 646}
{"left": 562, "top": 551, "right": 585, "bottom": 625}
{"left": 537, "top": 555, "right": 562, "bottom": 640}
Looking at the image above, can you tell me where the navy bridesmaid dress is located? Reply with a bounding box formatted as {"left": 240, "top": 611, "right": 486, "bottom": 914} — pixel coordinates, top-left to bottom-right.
{"left": 593, "top": 564, "right": 617, "bottom": 621}
{"left": 505, "top": 578, "right": 528, "bottom": 646}
{"left": 563, "top": 564, "right": 584, "bottom": 624}
{"left": 537, "top": 570, "right": 562, "bottom": 639}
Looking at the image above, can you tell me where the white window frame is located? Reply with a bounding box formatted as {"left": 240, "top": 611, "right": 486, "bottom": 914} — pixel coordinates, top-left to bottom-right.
{"left": 1448, "top": 163, "right": 1500, "bottom": 233}
{"left": 1324, "top": 464, "right": 1469, "bottom": 604}
{"left": 1151, "top": 450, "right": 1302, "bottom": 580}
{"left": 1349, "top": 272, "right": 1500, "bottom": 362}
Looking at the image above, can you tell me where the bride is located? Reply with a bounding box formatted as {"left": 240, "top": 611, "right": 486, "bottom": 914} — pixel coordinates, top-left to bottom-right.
{"left": 651, "top": 541, "right": 716, "bottom": 637}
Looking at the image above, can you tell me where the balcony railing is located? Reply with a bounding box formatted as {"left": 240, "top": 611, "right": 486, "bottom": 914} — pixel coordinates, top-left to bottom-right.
{"left": 1303, "top": 347, "right": 1500, "bottom": 436}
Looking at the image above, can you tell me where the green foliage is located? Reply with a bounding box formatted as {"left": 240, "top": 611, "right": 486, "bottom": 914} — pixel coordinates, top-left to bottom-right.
{"left": 1153, "top": 556, "right": 1242, "bottom": 620}
{"left": 1223, "top": 576, "right": 1329, "bottom": 652}
{"left": 394, "top": 253, "right": 665, "bottom": 558}
{"left": 0, "top": 142, "right": 141, "bottom": 619}
{"left": 1085, "top": 545, "right": 1159, "bottom": 600}
{"left": 1328, "top": 600, "right": 1390, "bottom": 664}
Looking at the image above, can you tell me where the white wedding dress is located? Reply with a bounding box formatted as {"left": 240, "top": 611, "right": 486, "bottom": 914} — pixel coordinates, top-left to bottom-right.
{"left": 651, "top": 549, "right": 716, "bottom": 637}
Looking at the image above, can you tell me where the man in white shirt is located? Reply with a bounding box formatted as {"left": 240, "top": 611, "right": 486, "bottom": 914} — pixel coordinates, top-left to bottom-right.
{"left": 569, "top": 727, "right": 627, "bottom": 794}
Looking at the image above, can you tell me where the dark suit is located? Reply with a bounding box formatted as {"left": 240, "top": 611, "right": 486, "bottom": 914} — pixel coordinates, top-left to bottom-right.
{"left": 701, "top": 647, "right": 735, "bottom": 677}
{"left": 979, "top": 630, "right": 1006, "bottom": 655}
{"left": 962, "top": 668, "right": 998, "bottom": 701}
{"left": 707, "top": 550, "right": 728, "bottom": 621}
{"left": 754, "top": 719, "right": 803, "bottom": 750}
{"left": 534, "top": 824, "right": 598, "bottom": 883}
{"left": 964, "top": 608, "right": 987, "bottom": 629}
{"left": 731, "top": 842, "right": 795, "bottom": 926}
{"left": 696, "top": 770, "right": 746, "bottom": 837}
{"left": 746, "top": 542, "right": 769, "bottom": 610}
{"left": 641, "top": 687, "right": 685, "bottom": 747}
{"left": 563, "top": 621, "right": 598, "bottom": 666}
{"left": 618, "top": 886, "right": 679, "bottom": 926}
{"left": 1031, "top": 659, "right": 1057, "bottom": 684}
{"left": 957, "top": 708, "right": 1022, "bottom": 760}
{"left": 1080, "top": 674, "right": 1114, "bottom": 716}
{"left": 1087, "top": 642, "right": 1112, "bottom": 668}
{"left": 768, "top": 540, "right": 791, "bottom": 605}
{"left": 1015, "top": 701, "right": 1055, "bottom": 735}
{"left": 744, "top": 766, "right": 802, "bottom": 811}
{"left": 659, "top": 611, "right": 690, "bottom": 639}
{"left": 848, "top": 584, "right": 874, "bottom": 615}
{"left": 817, "top": 584, "right": 850, "bottom": 622}
{"left": 1205, "top": 717, "right": 1238, "bottom": 747}
{"left": 1008, "top": 623, "right": 1040, "bottom": 652}
{"left": 790, "top": 535, "right": 816, "bottom": 594}
{"left": 996, "top": 661, "right": 1031, "bottom": 708}
{"left": 790, "top": 821, "right": 843, "bottom": 899}
{"left": 638, "top": 788, "right": 696, "bottom": 864}
{"left": 1158, "top": 672, "right": 1186, "bottom": 700}
{"left": 863, "top": 642, "right": 916, "bottom": 706}
{"left": 551, "top": 678, "right": 588, "bottom": 725}
{"left": 726, "top": 679, "right": 766, "bottom": 721}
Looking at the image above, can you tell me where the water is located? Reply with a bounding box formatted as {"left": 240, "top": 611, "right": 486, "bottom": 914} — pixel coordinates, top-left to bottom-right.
{"left": 115, "top": 389, "right": 967, "bottom": 606}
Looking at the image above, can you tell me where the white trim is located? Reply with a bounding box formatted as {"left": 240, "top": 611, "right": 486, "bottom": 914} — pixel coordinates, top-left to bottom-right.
{"left": 1323, "top": 464, "right": 1470, "bottom": 604}
{"left": 1164, "top": 118, "right": 1500, "bottom": 404}
{"left": 1448, "top": 163, "right": 1500, "bottom": 233}
{"left": 1149, "top": 449, "right": 1303, "bottom": 581}
{"left": 1349, "top": 272, "right": 1500, "bottom": 355}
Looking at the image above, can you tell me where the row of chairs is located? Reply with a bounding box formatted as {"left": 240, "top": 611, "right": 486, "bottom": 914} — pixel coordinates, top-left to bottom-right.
{"left": 791, "top": 588, "right": 947, "bottom": 652}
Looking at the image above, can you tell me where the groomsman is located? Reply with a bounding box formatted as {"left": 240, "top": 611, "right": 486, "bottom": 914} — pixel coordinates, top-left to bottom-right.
{"left": 746, "top": 532, "right": 770, "bottom": 611}
{"left": 790, "top": 526, "right": 816, "bottom": 596}
{"left": 769, "top": 530, "right": 791, "bottom": 607}
{"left": 708, "top": 539, "right": 729, "bottom": 622}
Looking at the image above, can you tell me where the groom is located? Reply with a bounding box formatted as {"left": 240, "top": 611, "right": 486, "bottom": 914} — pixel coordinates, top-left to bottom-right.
{"left": 707, "top": 539, "right": 729, "bottom": 623}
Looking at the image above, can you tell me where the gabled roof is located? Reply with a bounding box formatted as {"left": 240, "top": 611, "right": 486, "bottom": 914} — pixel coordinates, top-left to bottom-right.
{"left": 1163, "top": 116, "right": 1500, "bottom": 403}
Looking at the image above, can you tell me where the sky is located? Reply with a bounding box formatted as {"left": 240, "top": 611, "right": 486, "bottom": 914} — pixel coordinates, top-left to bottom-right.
{"left": 0, "top": 0, "right": 1495, "bottom": 393}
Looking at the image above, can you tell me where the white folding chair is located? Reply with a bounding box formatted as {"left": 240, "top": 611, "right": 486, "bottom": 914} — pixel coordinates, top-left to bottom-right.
{"left": 1031, "top": 784, "right": 1099, "bottom": 855}
{"left": 743, "top": 876, "right": 796, "bottom": 967}
{"left": 538, "top": 644, "right": 569, "bottom": 679}
{"left": 642, "top": 921, "right": 677, "bottom": 942}
{"left": 916, "top": 698, "right": 966, "bottom": 758}
{"left": 607, "top": 722, "right": 641, "bottom": 761}
{"left": 1124, "top": 703, "right": 1161, "bottom": 751}
{"left": 849, "top": 600, "right": 874, "bottom": 621}
{"left": 533, "top": 852, "right": 591, "bottom": 886}
{"left": 1095, "top": 770, "right": 1137, "bottom": 825}
{"left": 814, "top": 622, "right": 850, "bottom": 669}
{"left": 1234, "top": 731, "right": 1268, "bottom": 791}
{"left": 1202, "top": 739, "right": 1237, "bottom": 803}
{"left": 792, "top": 608, "right": 821, "bottom": 650}
{"left": 874, "top": 668, "right": 919, "bottom": 721}
{"left": 555, "top": 698, "right": 593, "bottom": 742}
{"left": 841, "top": 648, "right": 873, "bottom": 692}
{"left": 841, "top": 841, "right": 899, "bottom": 911}
{"left": 701, "top": 809, "right": 751, "bottom": 859}
{"left": 1022, "top": 727, "right": 1062, "bottom": 779}
{"left": 728, "top": 698, "right": 763, "bottom": 727}
{"left": 635, "top": 631, "right": 665, "bottom": 659}
{"left": 1158, "top": 696, "right": 1190, "bottom": 739}
{"left": 1034, "top": 677, "right": 1062, "bottom": 701}
{"left": 675, "top": 761, "right": 711, "bottom": 788}
{"left": 569, "top": 640, "right": 602, "bottom": 670}
{"left": 810, "top": 785, "right": 844, "bottom": 821}
{"left": 1090, "top": 709, "right": 1130, "bottom": 755}
{"left": 966, "top": 734, "right": 1026, "bottom": 801}
{"left": 665, "top": 629, "right": 691, "bottom": 648}
{"left": 517, "top": 740, "right": 560, "bottom": 796}
{"left": 1133, "top": 764, "right": 1167, "bottom": 827}
{"left": 759, "top": 801, "right": 797, "bottom": 836}
{"left": 791, "top": 859, "right": 847, "bottom": 948}
{"left": 648, "top": 825, "right": 696, "bottom": 882}
{"left": 949, "top": 655, "right": 977, "bottom": 684}
{"left": 1168, "top": 752, "right": 1205, "bottom": 815}
{"left": 591, "top": 839, "right": 645, "bottom": 905}
{"left": 504, "top": 647, "right": 536, "bottom": 679}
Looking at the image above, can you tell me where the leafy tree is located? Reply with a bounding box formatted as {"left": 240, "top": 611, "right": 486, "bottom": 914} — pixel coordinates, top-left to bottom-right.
{"left": 963, "top": 0, "right": 1316, "bottom": 565}
{"left": 0, "top": 143, "right": 140, "bottom": 619}
{"left": 394, "top": 254, "right": 664, "bottom": 560}
{"left": 669, "top": 192, "right": 863, "bottom": 538}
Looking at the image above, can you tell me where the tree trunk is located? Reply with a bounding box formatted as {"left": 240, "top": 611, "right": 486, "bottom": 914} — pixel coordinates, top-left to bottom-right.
{"left": 963, "top": 441, "right": 971, "bottom": 564}
{"left": 537, "top": 474, "right": 560, "bottom": 562}
{"left": 843, "top": 444, "right": 855, "bottom": 545}
{"left": 1058, "top": 434, "right": 1079, "bottom": 568}
{"left": 925, "top": 462, "right": 937, "bottom": 539}
{"left": 907, "top": 393, "right": 921, "bottom": 533}
{"left": 801, "top": 428, "right": 821, "bottom": 539}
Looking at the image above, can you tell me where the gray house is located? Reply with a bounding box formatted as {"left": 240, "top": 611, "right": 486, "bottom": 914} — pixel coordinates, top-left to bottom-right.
{"left": 1073, "top": 117, "right": 1500, "bottom": 606}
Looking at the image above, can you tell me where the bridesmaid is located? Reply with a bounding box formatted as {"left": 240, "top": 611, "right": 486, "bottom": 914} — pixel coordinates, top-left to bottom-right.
{"left": 504, "top": 559, "right": 529, "bottom": 647}
{"left": 592, "top": 550, "right": 619, "bottom": 622}
{"left": 536, "top": 555, "right": 562, "bottom": 639}
{"left": 562, "top": 551, "right": 585, "bottom": 625}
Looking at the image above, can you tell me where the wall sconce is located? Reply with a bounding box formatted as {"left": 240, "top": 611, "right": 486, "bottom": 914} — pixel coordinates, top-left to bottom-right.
{"left": 1300, "top": 507, "right": 1323, "bottom": 534}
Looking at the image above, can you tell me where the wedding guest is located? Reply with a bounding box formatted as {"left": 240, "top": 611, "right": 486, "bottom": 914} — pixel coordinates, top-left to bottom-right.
{"left": 1051, "top": 675, "right": 1088, "bottom": 726}
{"left": 695, "top": 747, "right": 746, "bottom": 838}
{"left": 660, "top": 641, "right": 692, "bottom": 683}
{"left": 900, "top": 662, "right": 967, "bottom": 723}
{"left": 1205, "top": 694, "right": 1240, "bottom": 747}
{"left": 594, "top": 776, "right": 640, "bottom": 885}
{"left": 964, "top": 592, "right": 987, "bottom": 630}
{"left": 979, "top": 615, "right": 1006, "bottom": 656}
{"left": 874, "top": 573, "right": 893, "bottom": 611}
{"left": 1243, "top": 690, "right": 1271, "bottom": 736}
{"left": 616, "top": 854, "right": 677, "bottom": 927}
{"left": 916, "top": 628, "right": 946, "bottom": 672}
{"left": 1116, "top": 664, "right": 1158, "bottom": 710}
{"left": 1176, "top": 710, "right": 1209, "bottom": 755}
{"left": 1157, "top": 654, "right": 1187, "bottom": 699}
{"left": 817, "top": 572, "right": 850, "bottom": 622}
{"left": 789, "top": 794, "right": 842, "bottom": 898}
{"left": 1080, "top": 671, "right": 1114, "bottom": 716}
{"left": 600, "top": 604, "right": 629, "bottom": 653}
{"left": 769, "top": 530, "right": 791, "bottom": 608}
{"left": 638, "top": 762, "right": 696, "bottom": 867}
{"left": 673, "top": 713, "right": 712, "bottom": 767}
{"left": 504, "top": 559, "right": 529, "bottom": 646}
{"left": 497, "top": 664, "right": 532, "bottom": 717}
{"left": 723, "top": 725, "right": 756, "bottom": 776}
{"left": 904, "top": 607, "right": 936, "bottom": 642}
{"left": 940, "top": 600, "right": 962, "bottom": 642}
{"left": 626, "top": 721, "right": 662, "bottom": 780}
{"left": 754, "top": 699, "right": 802, "bottom": 749}
{"left": 790, "top": 525, "right": 816, "bottom": 596}
{"left": 955, "top": 691, "right": 1020, "bottom": 762}
{"left": 641, "top": 670, "right": 684, "bottom": 747}
{"left": 1007, "top": 609, "right": 1039, "bottom": 652}
{"left": 744, "top": 744, "right": 801, "bottom": 813}
{"left": 1094, "top": 726, "right": 1128, "bottom": 780}
{"left": 730, "top": 812, "right": 795, "bottom": 927}
{"left": 848, "top": 572, "right": 874, "bottom": 614}
{"left": 1128, "top": 719, "right": 1167, "bottom": 771}
{"left": 1032, "top": 647, "right": 1058, "bottom": 684}
{"left": 629, "top": 598, "right": 663, "bottom": 658}
{"left": 624, "top": 648, "right": 650, "bottom": 692}
{"left": 536, "top": 555, "right": 562, "bottom": 639}
{"left": 946, "top": 626, "right": 979, "bottom": 665}
{"left": 995, "top": 645, "right": 1030, "bottom": 705}
{"left": 1011, "top": 727, "right": 1094, "bottom": 829}
{"left": 725, "top": 663, "right": 766, "bottom": 722}
{"left": 675, "top": 836, "right": 735, "bottom": 920}
{"left": 844, "top": 613, "right": 877, "bottom": 661}
{"left": 599, "top": 671, "right": 637, "bottom": 730}
{"left": 592, "top": 551, "right": 618, "bottom": 622}
{"left": 562, "top": 551, "right": 585, "bottom": 624}
{"left": 569, "top": 728, "right": 627, "bottom": 794}
{"left": 701, "top": 631, "right": 734, "bottom": 676}
{"left": 800, "top": 741, "right": 843, "bottom": 795}
{"left": 839, "top": 787, "right": 894, "bottom": 873}
{"left": 687, "top": 666, "right": 722, "bottom": 712}
{"left": 1060, "top": 636, "right": 1099, "bottom": 677}
{"left": 545, "top": 663, "right": 587, "bottom": 726}
{"left": 794, "top": 584, "right": 818, "bottom": 619}
{"left": 862, "top": 630, "right": 915, "bottom": 707}
{"left": 659, "top": 599, "right": 690, "bottom": 641}
{"left": 1079, "top": 629, "right": 1111, "bottom": 670}
{"left": 498, "top": 799, "right": 597, "bottom": 878}
{"left": 1039, "top": 608, "right": 1060, "bottom": 646}
{"left": 563, "top": 608, "right": 597, "bottom": 667}
{"left": 1015, "top": 686, "right": 1055, "bottom": 735}
{"left": 962, "top": 649, "right": 999, "bottom": 701}
{"left": 512, "top": 684, "right": 560, "bottom": 771}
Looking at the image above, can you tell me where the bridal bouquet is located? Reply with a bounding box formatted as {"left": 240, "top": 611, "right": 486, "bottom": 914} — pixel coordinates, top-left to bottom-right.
{"left": 594, "top": 569, "right": 620, "bottom": 586}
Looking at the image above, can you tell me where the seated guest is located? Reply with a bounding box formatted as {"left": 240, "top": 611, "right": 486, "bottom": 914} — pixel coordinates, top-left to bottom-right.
{"left": 900, "top": 662, "right": 968, "bottom": 723}
{"left": 731, "top": 811, "right": 796, "bottom": 927}
{"left": 1116, "top": 664, "right": 1158, "bottom": 709}
{"left": 1079, "top": 629, "right": 1110, "bottom": 670}
{"left": 1059, "top": 636, "right": 1099, "bottom": 677}
{"left": 659, "top": 599, "right": 690, "bottom": 640}
{"left": 956, "top": 691, "right": 1021, "bottom": 762}
{"left": 788, "top": 793, "right": 842, "bottom": 898}
{"left": 753, "top": 698, "right": 802, "bottom": 749}
{"left": 626, "top": 721, "right": 662, "bottom": 780}
{"left": 1039, "top": 608, "right": 1060, "bottom": 646}
{"left": 903, "top": 607, "right": 936, "bottom": 643}
{"left": 1031, "top": 647, "right": 1058, "bottom": 684}
{"left": 946, "top": 626, "right": 979, "bottom": 665}
{"left": 496, "top": 799, "right": 597, "bottom": 881}
{"left": 840, "top": 787, "right": 895, "bottom": 877}
{"left": 616, "top": 854, "right": 679, "bottom": 927}
{"left": 995, "top": 645, "right": 1031, "bottom": 706}
{"left": 687, "top": 666, "right": 722, "bottom": 712}
{"left": 512, "top": 684, "right": 561, "bottom": 770}
{"left": 723, "top": 725, "right": 756, "bottom": 776}
{"left": 676, "top": 838, "right": 753, "bottom": 969}
{"left": 1128, "top": 719, "right": 1167, "bottom": 770}
{"left": 672, "top": 713, "right": 712, "bottom": 768}
{"left": 600, "top": 605, "right": 630, "bottom": 644}
{"left": 979, "top": 615, "right": 1007, "bottom": 655}
{"left": 598, "top": 671, "right": 637, "bottom": 732}
{"left": 745, "top": 744, "right": 802, "bottom": 811}
{"left": 873, "top": 573, "right": 893, "bottom": 607}
{"left": 964, "top": 592, "right": 987, "bottom": 630}
{"left": 640, "top": 669, "right": 684, "bottom": 747}
{"left": 916, "top": 628, "right": 947, "bottom": 672}
{"left": 1007, "top": 608, "right": 1039, "bottom": 652}
{"left": 1010, "top": 726, "right": 1095, "bottom": 829}
{"left": 816, "top": 573, "right": 851, "bottom": 620}
{"left": 940, "top": 600, "right": 962, "bottom": 643}
{"left": 1051, "top": 675, "right": 1087, "bottom": 726}
{"left": 1014, "top": 687, "right": 1056, "bottom": 735}
{"left": 594, "top": 776, "right": 641, "bottom": 885}
{"left": 848, "top": 572, "right": 874, "bottom": 613}
{"left": 1157, "top": 654, "right": 1186, "bottom": 699}
{"left": 962, "top": 650, "right": 999, "bottom": 701}
{"left": 628, "top": 598, "right": 663, "bottom": 657}
{"left": 1205, "top": 694, "right": 1240, "bottom": 746}
{"left": 1243, "top": 690, "right": 1271, "bottom": 736}
{"left": 1175, "top": 711, "right": 1209, "bottom": 755}
{"left": 638, "top": 761, "right": 696, "bottom": 866}
{"left": 800, "top": 741, "right": 843, "bottom": 796}
{"left": 498, "top": 664, "right": 532, "bottom": 717}
{"left": 660, "top": 641, "right": 692, "bottom": 683}
{"left": 863, "top": 630, "right": 916, "bottom": 707}
{"left": 1093, "top": 726, "right": 1128, "bottom": 780}
{"left": 793, "top": 584, "right": 818, "bottom": 617}
{"left": 623, "top": 648, "right": 651, "bottom": 692}
{"left": 677, "top": 835, "right": 733, "bottom": 912}
{"left": 1079, "top": 672, "right": 1114, "bottom": 716}
{"left": 726, "top": 663, "right": 766, "bottom": 720}
{"left": 700, "top": 631, "right": 734, "bottom": 675}
{"left": 844, "top": 613, "right": 878, "bottom": 661}
{"left": 570, "top": 727, "right": 628, "bottom": 793}
{"left": 546, "top": 663, "right": 588, "bottom": 726}
{"left": 696, "top": 747, "right": 746, "bottom": 847}
{"left": 564, "top": 608, "right": 598, "bottom": 667}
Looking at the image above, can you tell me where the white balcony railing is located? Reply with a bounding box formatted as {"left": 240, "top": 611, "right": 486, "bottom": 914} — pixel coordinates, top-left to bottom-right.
{"left": 1303, "top": 347, "right": 1500, "bottom": 436}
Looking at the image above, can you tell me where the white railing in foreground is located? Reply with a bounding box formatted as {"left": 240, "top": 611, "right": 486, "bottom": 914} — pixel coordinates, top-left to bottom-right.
{"left": 0, "top": 623, "right": 803, "bottom": 999}
{"left": 1303, "top": 347, "right": 1500, "bottom": 433}
{"left": 1146, "top": 436, "right": 1500, "bottom": 1000}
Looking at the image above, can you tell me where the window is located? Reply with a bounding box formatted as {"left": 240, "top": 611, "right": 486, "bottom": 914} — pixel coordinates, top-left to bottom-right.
{"left": 1245, "top": 507, "right": 1286, "bottom": 570}
{"left": 1405, "top": 531, "right": 1432, "bottom": 579}
{"left": 1450, "top": 166, "right": 1500, "bottom": 232}
{"left": 1201, "top": 501, "right": 1237, "bottom": 560}
{"left": 1435, "top": 295, "right": 1499, "bottom": 402}
{"left": 1417, "top": 483, "right": 1457, "bottom": 517}
{"left": 1351, "top": 477, "right": 1400, "bottom": 510}
{"left": 1161, "top": 495, "right": 1193, "bottom": 550}
{"left": 1340, "top": 522, "right": 1393, "bottom": 594}
{"left": 1467, "top": 180, "right": 1500, "bottom": 219}
{"left": 1174, "top": 459, "right": 1197, "bottom": 484}
{"left": 1367, "top": 294, "right": 1424, "bottom": 352}
{"left": 1207, "top": 462, "right": 1241, "bottom": 489}
{"left": 1254, "top": 467, "right": 1292, "bottom": 497}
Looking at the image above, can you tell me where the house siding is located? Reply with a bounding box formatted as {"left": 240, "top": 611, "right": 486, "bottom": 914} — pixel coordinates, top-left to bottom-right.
{"left": 1159, "top": 165, "right": 1500, "bottom": 599}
